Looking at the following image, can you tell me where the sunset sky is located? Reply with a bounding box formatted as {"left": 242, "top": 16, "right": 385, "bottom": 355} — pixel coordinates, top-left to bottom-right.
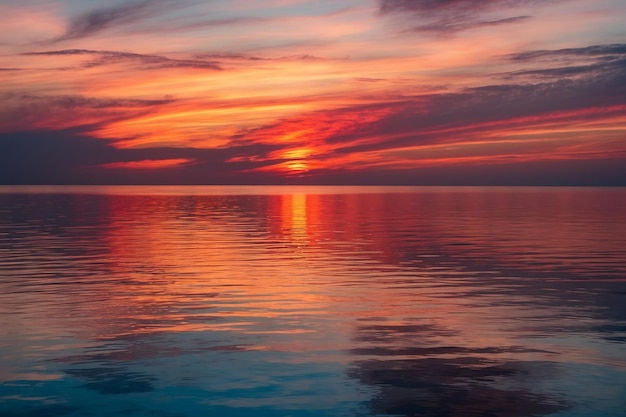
{"left": 1, "top": 0, "right": 625, "bottom": 185}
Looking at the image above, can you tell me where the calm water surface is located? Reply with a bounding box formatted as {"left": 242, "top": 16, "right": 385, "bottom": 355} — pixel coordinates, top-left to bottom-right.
{"left": 0, "top": 186, "right": 625, "bottom": 417}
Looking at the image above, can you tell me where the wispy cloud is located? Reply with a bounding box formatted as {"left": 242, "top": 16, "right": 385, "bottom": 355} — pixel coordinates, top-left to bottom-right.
{"left": 379, "top": 0, "right": 559, "bottom": 34}
{"left": 406, "top": 14, "right": 530, "bottom": 34}
{"left": 496, "top": 44, "right": 626, "bottom": 80}
{"left": 195, "top": 52, "right": 338, "bottom": 63}
{"left": 0, "top": 93, "right": 174, "bottom": 133}
{"left": 54, "top": 0, "right": 178, "bottom": 42}
{"left": 22, "top": 48, "right": 332, "bottom": 72}
{"left": 504, "top": 43, "right": 626, "bottom": 61}
{"left": 23, "top": 49, "right": 222, "bottom": 70}
{"left": 379, "top": 0, "right": 556, "bottom": 14}
{"left": 495, "top": 59, "right": 626, "bottom": 80}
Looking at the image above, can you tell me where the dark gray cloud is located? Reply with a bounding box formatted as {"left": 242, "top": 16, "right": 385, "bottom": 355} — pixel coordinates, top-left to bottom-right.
{"left": 331, "top": 73, "right": 625, "bottom": 156}
{"left": 55, "top": 0, "right": 177, "bottom": 42}
{"left": 0, "top": 93, "right": 175, "bottom": 133}
{"left": 496, "top": 58, "right": 626, "bottom": 80}
{"left": 2, "top": 92, "right": 174, "bottom": 109}
{"left": 407, "top": 14, "right": 530, "bottom": 34}
{"left": 505, "top": 43, "right": 626, "bottom": 61}
{"left": 496, "top": 44, "right": 626, "bottom": 80}
{"left": 380, "top": 0, "right": 553, "bottom": 14}
{"left": 23, "top": 49, "right": 222, "bottom": 71}
{"left": 0, "top": 129, "right": 283, "bottom": 185}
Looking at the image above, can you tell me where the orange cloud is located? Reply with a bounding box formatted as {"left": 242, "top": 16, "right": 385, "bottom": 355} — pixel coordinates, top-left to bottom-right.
{"left": 97, "top": 158, "right": 194, "bottom": 169}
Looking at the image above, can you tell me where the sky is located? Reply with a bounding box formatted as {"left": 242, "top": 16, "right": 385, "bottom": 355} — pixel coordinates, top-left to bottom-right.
{"left": 1, "top": 0, "right": 625, "bottom": 185}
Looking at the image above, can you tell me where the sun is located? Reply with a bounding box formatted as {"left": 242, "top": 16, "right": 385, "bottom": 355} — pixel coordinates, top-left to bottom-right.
{"left": 279, "top": 147, "right": 313, "bottom": 174}
{"left": 285, "top": 160, "right": 309, "bottom": 173}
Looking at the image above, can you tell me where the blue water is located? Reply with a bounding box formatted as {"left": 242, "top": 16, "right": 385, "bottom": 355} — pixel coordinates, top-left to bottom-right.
{"left": 0, "top": 186, "right": 625, "bottom": 417}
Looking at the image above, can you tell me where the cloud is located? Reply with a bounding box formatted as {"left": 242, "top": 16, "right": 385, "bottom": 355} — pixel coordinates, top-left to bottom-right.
{"left": 1, "top": 92, "right": 173, "bottom": 109}
{"left": 378, "top": 0, "right": 559, "bottom": 34}
{"left": 195, "top": 52, "right": 267, "bottom": 61}
{"left": 3, "top": 128, "right": 623, "bottom": 186}
{"left": 23, "top": 49, "right": 222, "bottom": 71}
{"left": 0, "top": 93, "right": 175, "bottom": 133}
{"left": 50, "top": 1, "right": 274, "bottom": 43}
{"left": 495, "top": 59, "right": 626, "bottom": 80}
{"left": 379, "top": 0, "right": 552, "bottom": 14}
{"left": 97, "top": 158, "right": 194, "bottom": 170}
{"left": 55, "top": 0, "right": 176, "bottom": 42}
{"left": 331, "top": 75, "right": 626, "bottom": 157}
{"left": 19, "top": 48, "right": 336, "bottom": 73}
{"left": 194, "top": 52, "right": 336, "bottom": 63}
{"left": 496, "top": 44, "right": 626, "bottom": 80}
{"left": 504, "top": 43, "right": 626, "bottom": 61}
{"left": 407, "top": 14, "right": 530, "bottom": 34}
{"left": 0, "top": 129, "right": 283, "bottom": 185}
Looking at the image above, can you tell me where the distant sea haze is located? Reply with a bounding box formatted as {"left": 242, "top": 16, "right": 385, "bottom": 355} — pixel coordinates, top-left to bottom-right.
{"left": 1, "top": 186, "right": 625, "bottom": 417}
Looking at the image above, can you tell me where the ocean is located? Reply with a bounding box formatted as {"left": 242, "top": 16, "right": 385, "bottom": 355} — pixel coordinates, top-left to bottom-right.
{"left": 1, "top": 185, "right": 625, "bottom": 417}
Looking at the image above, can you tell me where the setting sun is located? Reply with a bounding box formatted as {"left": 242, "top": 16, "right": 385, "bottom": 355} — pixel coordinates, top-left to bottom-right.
{"left": 285, "top": 161, "right": 310, "bottom": 173}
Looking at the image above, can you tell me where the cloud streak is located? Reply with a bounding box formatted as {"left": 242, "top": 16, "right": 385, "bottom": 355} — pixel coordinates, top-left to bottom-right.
{"left": 379, "top": 0, "right": 561, "bottom": 34}
{"left": 24, "top": 49, "right": 222, "bottom": 71}
{"left": 405, "top": 14, "right": 530, "bottom": 34}
{"left": 379, "top": 0, "right": 558, "bottom": 14}
{"left": 0, "top": 93, "right": 175, "bottom": 133}
{"left": 495, "top": 44, "right": 626, "bottom": 80}
{"left": 55, "top": 0, "right": 176, "bottom": 42}
{"left": 504, "top": 43, "right": 626, "bottom": 61}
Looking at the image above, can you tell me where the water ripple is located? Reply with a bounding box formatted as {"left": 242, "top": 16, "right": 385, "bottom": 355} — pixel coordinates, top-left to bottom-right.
{"left": 1, "top": 186, "right": 625, "bottom": 416}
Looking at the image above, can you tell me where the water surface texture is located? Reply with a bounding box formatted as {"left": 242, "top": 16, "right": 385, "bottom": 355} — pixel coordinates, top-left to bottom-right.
{"left": 1, "top": 186, "right": 625, "bottom": 417}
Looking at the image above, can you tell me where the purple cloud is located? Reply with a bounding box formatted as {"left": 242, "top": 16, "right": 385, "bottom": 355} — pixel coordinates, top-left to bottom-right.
{"left": 379, "top": 0, "right": 561, "bottom": 34}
